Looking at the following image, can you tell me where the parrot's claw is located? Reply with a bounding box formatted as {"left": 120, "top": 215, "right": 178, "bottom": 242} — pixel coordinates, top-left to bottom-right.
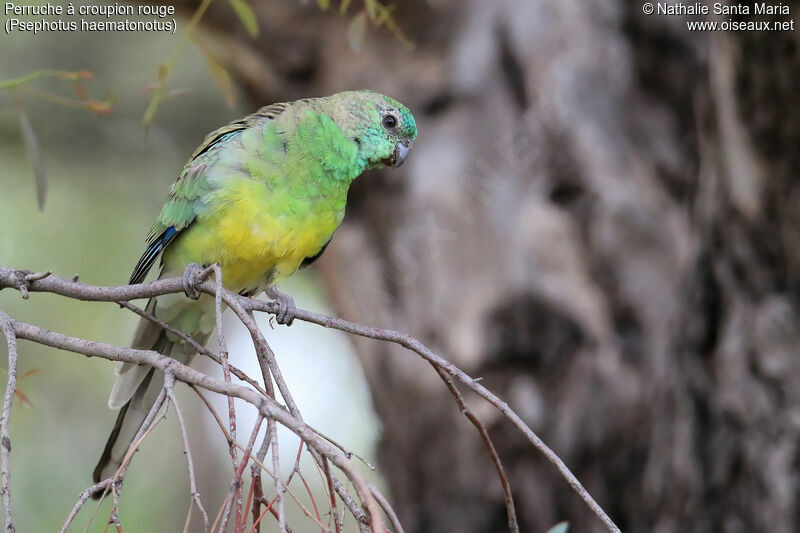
{"left": 266, "top": 286, "right": 296, "bottom": 326}
{"left": 182, "top": 263, "right": 207, "bottom": 300}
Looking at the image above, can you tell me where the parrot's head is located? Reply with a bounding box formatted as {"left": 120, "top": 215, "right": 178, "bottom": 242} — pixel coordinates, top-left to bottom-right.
{"left": 332, "top": 90, "right": 417, "bottom": 170}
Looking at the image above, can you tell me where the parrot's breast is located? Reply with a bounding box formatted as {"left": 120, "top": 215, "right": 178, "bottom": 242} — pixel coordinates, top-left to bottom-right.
{"left": 165, "top": 176, "right": 346, "bottom": 291}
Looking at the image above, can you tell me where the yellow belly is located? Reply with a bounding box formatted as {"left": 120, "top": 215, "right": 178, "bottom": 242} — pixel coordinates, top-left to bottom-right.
{"left": 163, "top": 178, "right": 345, "bottom": 291}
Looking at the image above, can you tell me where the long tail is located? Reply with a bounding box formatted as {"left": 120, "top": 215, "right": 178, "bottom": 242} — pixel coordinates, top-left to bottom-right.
{"left": 91, "top": 295, "right": 209, "bottom": 499}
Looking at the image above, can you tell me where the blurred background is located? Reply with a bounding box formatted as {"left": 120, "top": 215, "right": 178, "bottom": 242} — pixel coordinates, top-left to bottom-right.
{"left": 2, "top": 0, "right": 800, "bottom": 532}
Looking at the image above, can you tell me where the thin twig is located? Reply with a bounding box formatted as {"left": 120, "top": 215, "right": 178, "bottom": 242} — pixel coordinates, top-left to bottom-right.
{"left": 250, "top": 421, "right": 272, "bottom": 533}
{"left": 210, "top": 490, "right": 231, "bottom": 533}
{"left": 245, "top": 308, "right": 278, "bottom": 533}
{"left": 243, "top": 451, "right": 327, "bottom": 532}
{"left": 270, "top": 422, "right": 287, "bottom": 533}
{"left": 0, "top": 312, "right": 18, "bottom": 533}
{"left": 322, "top": 459, "right": 342, "bottom": 533}
{"left": 212, "top": 264, "right": 242, "bottom": 530}
{"left": 164, "top": 372, "right": 210, "bottom": 533}
{"left": 242, "top": 474, "right": 256, "bottom": 530}
{"left": 106, "top": 482, "right": 124, "bottom": 533}
{"left": 228, "top": 306, "right": 371, "bottom": 530}
{"left": 369, "top": 486, "right": 404, "bottom": 533}
{"left": 58, "top": 479, "right": 111, "bottom": 533}
{"left": 284, "top": 439, "right": 324, "bottom": 532}
{"left": 88, "top": 392, "right": 169, "bottom": 533}
{"left": 433, "top": 365, "right": 518, "bottom": 532}
{"left": 118, "top": 300, "right": 268, "bottom": 396}
{"left": 0, "top": 267, "right": 620, "bottom": 532}
{"left": 23, "top": 271, "right": 51, "bottom": 282}
{"left": 89, "top": 387, "right": 168, "bottom": 505}
{"left": 245, "top": 497, "right": 276, "bottom": 533}
{"left": 229, "top": 414, "right": 263, "bottom": 533}
{"left": 191, "top": 387, "right": 323, "bottom": 532}
{"left": 296, "top": 468, "right": 325, "bottom": 533}
{"left": 247, "top": 300, "right": 618, "bottom": 532}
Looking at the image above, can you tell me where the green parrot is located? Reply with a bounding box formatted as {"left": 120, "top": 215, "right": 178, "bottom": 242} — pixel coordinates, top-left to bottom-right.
{"left": 91, "top": 90, "right": 417, "bottom": 491}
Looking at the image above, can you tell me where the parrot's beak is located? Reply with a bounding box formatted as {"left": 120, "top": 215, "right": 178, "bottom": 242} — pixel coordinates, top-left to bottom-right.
{"left": 391, "top": 140, "right": 412, "bottom": 167}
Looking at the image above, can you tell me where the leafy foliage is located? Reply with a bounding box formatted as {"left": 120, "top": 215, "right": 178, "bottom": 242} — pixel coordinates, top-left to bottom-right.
{"left": 0, "top": 70, "right": 111, "bottom": 209}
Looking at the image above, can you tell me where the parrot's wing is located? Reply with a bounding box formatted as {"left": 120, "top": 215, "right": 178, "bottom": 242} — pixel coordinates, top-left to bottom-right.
{"left": 186, "top": 102, "right": 288, "bottom": 162}
{"left": 129, "top": 103, "right": 289, "bottom": 285}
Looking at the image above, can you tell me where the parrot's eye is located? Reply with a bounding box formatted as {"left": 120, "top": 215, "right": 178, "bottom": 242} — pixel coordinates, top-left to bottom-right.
{"left": 382, "top": 114, "right": 398, "bottom": 129}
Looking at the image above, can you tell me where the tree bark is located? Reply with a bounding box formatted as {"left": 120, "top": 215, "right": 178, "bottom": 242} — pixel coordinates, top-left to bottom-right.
{"left": 179, "top": 0, "right": 800, "bottom": 530}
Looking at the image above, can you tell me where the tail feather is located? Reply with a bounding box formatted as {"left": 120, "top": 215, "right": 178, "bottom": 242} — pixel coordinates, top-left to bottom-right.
{"left": 91, "top": 294, "right": 211, "bottom": 499}
{"left": 91, "top": 365, "right": 160, "bottom": 498}
{"left": 91, "top": 401, "right": 129, "bottom": 489}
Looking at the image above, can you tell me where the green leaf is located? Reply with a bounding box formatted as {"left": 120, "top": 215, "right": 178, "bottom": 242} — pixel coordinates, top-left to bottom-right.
{"left": 18, "top": 110, "right": 47, "bottom": 211}
{"left": 373, "top": 2, "right": 395, "bottom": 27}
{"left": 317, "top": 0, "right": 330, "bottom": 9}
{"left": 0, "top": 70, "right": 92, "bottom": 90}
{"left": 547, "top": 522, "right": 569, "bottom": 533}
{"left": 229, "top": 0, "right": 259, "bottom": 37}
{"left": 339, "top": 0, "right": 352, "bottom": 14}
{"left": 197, "top": 39, "right": 236, "bottom": 108}
{"left": 347, "top": 11, "right": 368, "bottom": 53}
{"left": 364, "top": 0, "right": 377, "bottom": 19}
{"left": 157, "top": 63, "right": 169, "bottom": 82}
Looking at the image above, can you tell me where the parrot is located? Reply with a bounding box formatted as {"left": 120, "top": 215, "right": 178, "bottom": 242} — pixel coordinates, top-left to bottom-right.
{"left": 91, "top": 90, "right": 417, "bottom": 494}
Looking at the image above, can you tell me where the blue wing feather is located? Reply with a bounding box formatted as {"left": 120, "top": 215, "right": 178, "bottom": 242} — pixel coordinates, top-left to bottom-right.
{"left": 129, "top": 226, "right": 178, "bottom": 284}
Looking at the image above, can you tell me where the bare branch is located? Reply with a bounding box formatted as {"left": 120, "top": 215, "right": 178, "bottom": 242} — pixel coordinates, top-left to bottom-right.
{"left": 226, "top": 306, "right": 370, "bottom": 530}
{"left": 117, "top": 300, "right": 268, "bottom": 396}
{"left": 164, "top": 373, "right": 210, "bottom": 533}
{"left": 269, "top": 422, "right": 286, "bottom": 533}
{"left": 0, "top": 312, "right": 18, "bottom": 533}
{"left": 433, "top": 365, "right": 518, "bottom": 533}
{"left": 191, "top": 388, "right": 326, "bottom": 532}
{"left": 244, "top": 308, "right": 278, "bottom": 533}
{"left": 229, "top": 414, "right": 263, "bottom": 533}
{"left": 322, "top": 459, "right": 342, "bottom": 533}
{"left": 58, "top": 479, "right": 111, "bottom": 533}
{"left": 0, "top": 266, "right": 620, "bottom": 532}
{"left": 247, "top": 301, "right": 620, "bottom": 533}
{"left": 210, "top": 264, "right": 242, "bottom": 530}
{"left": 6, "top": 317, "right": 385, "bottom": 531}
{"left": 369, "top": 485, "right": 403, "bottom": 533}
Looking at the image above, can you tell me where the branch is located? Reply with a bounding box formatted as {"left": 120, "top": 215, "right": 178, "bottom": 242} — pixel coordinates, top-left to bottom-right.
{"left": 117, "top": 300, "right": 268, "bottom": 396}
{"left": 248, "top": 301, "right": 620, "bottom": 533}
{"left": 0, "top": 266, "right": 621, "bottom": 532}
{"left": 164, "top": 372, "right": 210, "bottom": 533}
{"left": 210, "top": 264, "right": 242, "bottom": 531}
{"left": 269, "top": 421, "right": 286, "bottom": 533}
{"left": 58, "top": 479, "right": 111, "bottom": 533}
{"left": 433, "top": 364, "right": 518, "bottom": 533}
{"left": 0, "top": 312, "right": 18, "bottom": 533}
{"left": 5, "top": 317, "right": 385, "bottom": 532}
{"left": 192, "top": 387, "right": 326, "bottom": 533}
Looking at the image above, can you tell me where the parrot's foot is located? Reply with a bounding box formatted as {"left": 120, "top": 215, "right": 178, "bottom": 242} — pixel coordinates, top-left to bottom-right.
{"left": 182, "top": 263, "right": 209, "bottom": 300}
{"left": 266, "top": 286, "right": 296, "bottom": 326}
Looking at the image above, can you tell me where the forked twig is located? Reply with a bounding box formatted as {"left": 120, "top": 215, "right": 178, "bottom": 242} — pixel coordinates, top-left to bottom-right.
{"left": 164, "top": 372, "right": 210, "bottom": 533}
{"left": 190, "top": 386, "right": 324, "bottom": 532}
{"left": 433, "top": 364, "right": 519, "bottom": 532}
{"left": 0, "top": 267, "right": 620, "bottom": 532}
{"left": 117, "top": 300, "right": 268, "bottom": 396}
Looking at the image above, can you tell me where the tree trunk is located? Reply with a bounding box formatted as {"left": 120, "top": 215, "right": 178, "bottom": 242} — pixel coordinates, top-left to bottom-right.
{"left": 181, "top": 0, "right": 800, "bottom": 530}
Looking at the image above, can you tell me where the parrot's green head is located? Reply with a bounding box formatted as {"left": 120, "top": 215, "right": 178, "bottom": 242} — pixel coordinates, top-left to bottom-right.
{"left": 328, "top": 90, "right": 418, "bottom": 170}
